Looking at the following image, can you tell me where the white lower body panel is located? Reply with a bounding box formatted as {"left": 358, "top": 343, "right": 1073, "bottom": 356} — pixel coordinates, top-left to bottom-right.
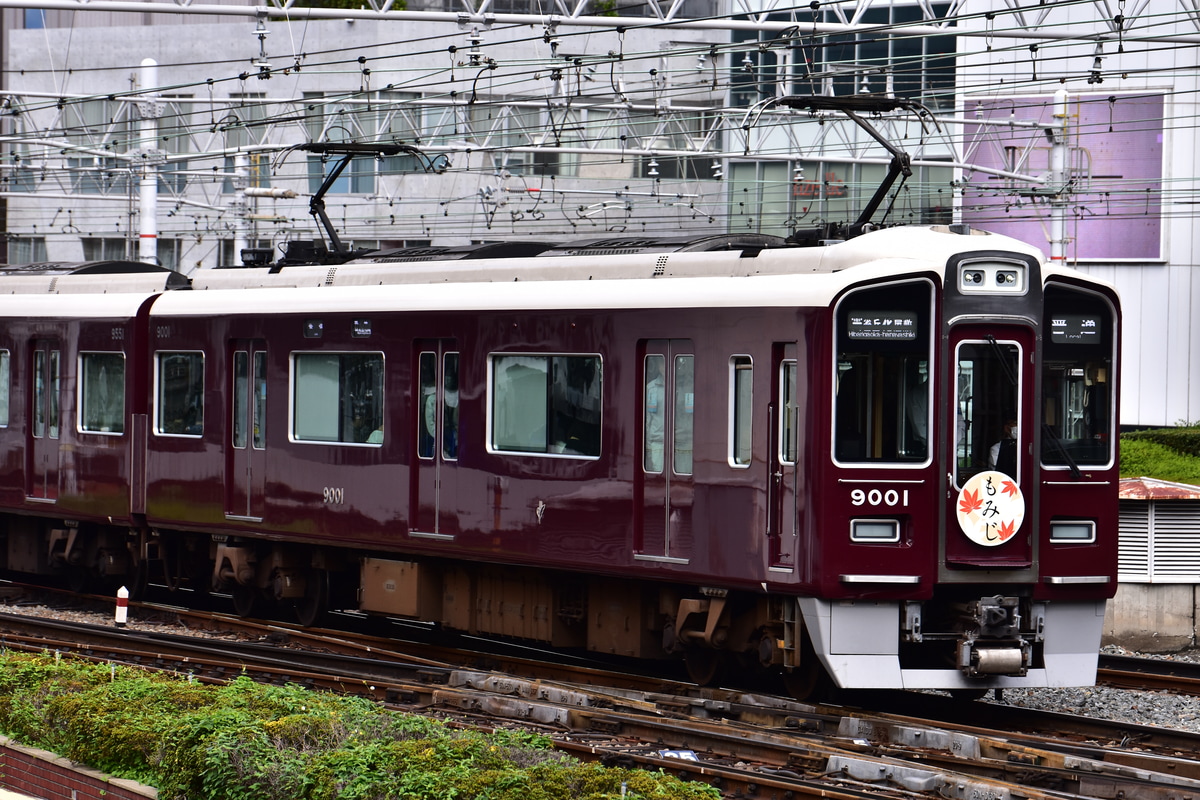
{"left": 798, "top": 596, "right": 1107, "bottom": 690}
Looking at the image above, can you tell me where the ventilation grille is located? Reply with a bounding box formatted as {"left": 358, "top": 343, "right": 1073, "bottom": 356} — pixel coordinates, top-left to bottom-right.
{"left": 1119, "top": 499, "right": 1200, "bottom": 582}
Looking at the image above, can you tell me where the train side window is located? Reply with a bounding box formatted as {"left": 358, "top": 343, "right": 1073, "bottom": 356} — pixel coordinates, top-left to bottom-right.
{"left": 418, "top": 352, "right": 436, "bottom": 458}
{"left": 673, "top": 355, "right": 694, "bottom": 475}
{"left": 232, "top": 351, "right": 248, "bottom": 448}
{"left": 33, "top": 350, "right": 60, "bottom": 439}
{"left": 156, "top": 352, "right": 204, "bottom": 436}
{"left": 833, "top": 280, "right": 932, "bottom": 465}
{"left": 0, "top": 350, "right": 9, "bottom": 427}
{"left": 490, "top": 353, "right": 601, "bottom": 458}
{"left": 50, "top": 351, "right": 60, "bottom": 438}
{"left": 781, "top": 360, "right": 798, "bottom": 464}
{"left": 79, "top": 352, "right": 125, "bottom": 434}
{"left": 253, "top": 351, "right": 267, "bottom": 449}
{"left": 729, "top": 355, "right": 753, "bottom": 467}
{"left": 443, "top": 351, "right": 459, "bottom": 460}
{"left": 643, "top": 355, "right": 666, "bottom": 472}
{"left": 291, "top": 352, "right": 384, "bottom": 445}
{"left": 33, "top": 351, "right": 44, "bottom": 438}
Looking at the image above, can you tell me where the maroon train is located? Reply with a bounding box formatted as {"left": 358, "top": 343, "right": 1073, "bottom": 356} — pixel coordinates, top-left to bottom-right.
{"left": 0, "top": 224, "right": 1120, "bottom": 694}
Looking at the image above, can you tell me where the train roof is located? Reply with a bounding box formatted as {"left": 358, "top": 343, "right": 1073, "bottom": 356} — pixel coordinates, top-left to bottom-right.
{"left": 192, "top": 226, "right": 1039, "bottom": 292}
{"left": 148, "top": 231, "right": 1072, "bottom": 320}
{"left": 341, "top": 234, "right": 787, "bottom": 265}
{"left": 0, "top": 260, "right": 189, "bottom": 293}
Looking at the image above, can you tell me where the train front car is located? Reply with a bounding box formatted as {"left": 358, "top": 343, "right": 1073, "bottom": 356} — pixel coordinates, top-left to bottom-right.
{"left": 802, "top": 226, "right": 1120, "bottom": 692}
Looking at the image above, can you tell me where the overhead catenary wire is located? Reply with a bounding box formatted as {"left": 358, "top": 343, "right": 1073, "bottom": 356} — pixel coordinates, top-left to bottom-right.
{"left": 0, "top": 0, "right": 1196, "bottom": 256}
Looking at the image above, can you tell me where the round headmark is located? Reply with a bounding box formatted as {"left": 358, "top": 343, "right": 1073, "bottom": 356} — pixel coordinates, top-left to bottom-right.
{"left": 956, "top": 470, "right": 1025, "bottom": 547}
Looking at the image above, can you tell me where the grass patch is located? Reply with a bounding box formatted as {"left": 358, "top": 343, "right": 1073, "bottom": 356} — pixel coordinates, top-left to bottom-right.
{"left": 0, "top": 652, "right": 719, "bottom": 800}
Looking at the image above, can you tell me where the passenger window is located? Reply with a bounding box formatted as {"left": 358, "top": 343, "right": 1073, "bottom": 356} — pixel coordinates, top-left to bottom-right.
{"left": 418, "top": 352, "right": 436, "bottom": 459}
{"left": 292, "top": 352, "right": 384, "bottom": 445}
{"left": 833, "top": 281, "right": 932, "bottom": 464}
{"left": 233, "top": 350, "right": 268, "bottom": 449}
{"left": 442, "top": 352, "right": 459, "bottom": 460}
{"left": 730, "top": 356, "right": 753, "bottom": 467}
{"left": 781, "top": 360, "right": 798, "bottom": 464}
{"left": 253, "top": 351, "right": 266, "bottom": 449}
{"left": 48, "top": 351, "right": 60, "bottom": 438}
{"left": 79, "top": 352, "right": 125, "bottom": 434}
{"left": 490, "top": 354, "right": 601, "bottom": 457}
{"left": 672, "top": 355, "right": 694, "bottom": 475}
{"left": 233, "top": 351, "right": 248, "bottom": 448}
{"left": 643, "top": 355, "right": 666, "bottom": 472}
{"left": 156, "top": 352, "right": 204, "bottom": 436}
{"left": 0, "top": 350, "right": 10, "bottom": 427}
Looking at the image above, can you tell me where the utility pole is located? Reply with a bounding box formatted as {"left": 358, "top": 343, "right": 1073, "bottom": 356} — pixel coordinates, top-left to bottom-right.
{"left": 136, "top": 57, "right": 162, "bottom": 265}
{"left": 1047, "top": 88, "right": 1070, "bottom": 263}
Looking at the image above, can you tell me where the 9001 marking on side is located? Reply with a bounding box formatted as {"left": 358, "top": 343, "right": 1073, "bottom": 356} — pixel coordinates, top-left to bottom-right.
{"left": 850, "top": 488, "right": 909, "bottom": 507}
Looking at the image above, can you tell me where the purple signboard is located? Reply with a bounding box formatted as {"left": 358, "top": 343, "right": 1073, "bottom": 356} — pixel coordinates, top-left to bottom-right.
{"left": 961, "top": 93, "right": 1162, "bottom": 260}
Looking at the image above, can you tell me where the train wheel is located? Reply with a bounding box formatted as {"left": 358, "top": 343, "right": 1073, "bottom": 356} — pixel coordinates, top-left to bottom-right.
{"left": 65, "top": 565, "right": 91, "bottom": 595}
{"left": 291, "top": 569, "right": 328, "bottom": 628}
{"left": 782, "top": 660, "right": 824, "bottom": 701}
{"left": 124, "top": 561, "right": 149, "bottom": 601}
{"left": 231, "top": 584, "right": 259, "bottom": 618}
{"left": 684, "top": 645, "right": 727, "bottom": 686}
{"left": 782, "top": 631, "right": 829, "bottom": 701}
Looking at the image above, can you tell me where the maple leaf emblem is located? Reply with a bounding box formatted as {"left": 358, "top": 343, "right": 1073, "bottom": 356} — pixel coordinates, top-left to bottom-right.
{"left": 958, "top": 488, "right": 982, "bottom": 516}
{"left": 997, "top": 519, "right": 1016, "bottom": 541}
{"left": 1001, "top": 480, "right": 1019, "bottom": 499}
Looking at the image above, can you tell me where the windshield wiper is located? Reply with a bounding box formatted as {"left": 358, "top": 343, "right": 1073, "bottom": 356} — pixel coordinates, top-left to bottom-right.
{"left": 1042, "top": 422, "right": 1082, "bottom": 479}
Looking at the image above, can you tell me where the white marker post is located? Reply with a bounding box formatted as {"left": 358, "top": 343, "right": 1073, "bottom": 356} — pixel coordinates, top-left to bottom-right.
{"left": 115, "top": 586, "right": 129, "bottom": 628}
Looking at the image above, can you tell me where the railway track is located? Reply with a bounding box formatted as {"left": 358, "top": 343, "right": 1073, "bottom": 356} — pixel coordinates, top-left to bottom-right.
{"left": 1098, "top": 652, "right": 1200, "bottom": 694}
{"left": 1, "top": 600, "right": 1200, "bottom": 800}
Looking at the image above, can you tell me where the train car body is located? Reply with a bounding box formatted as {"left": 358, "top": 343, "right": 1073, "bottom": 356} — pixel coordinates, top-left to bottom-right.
{"left": 0, "top": 226, "right": 1120, "bottom": 693}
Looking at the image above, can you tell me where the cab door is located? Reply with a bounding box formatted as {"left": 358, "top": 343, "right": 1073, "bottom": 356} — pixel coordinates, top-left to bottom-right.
{"left": 411, "top": 342, "right": 459, "bottom": 538}
{"left": 944, "top": 325, "right": 1036, "bottom": 571}
{"left": 226, "top": 340, "right": 267, "bottom": 520}
{"left": 767, "top": 343, "right": 799, "bottom": 570}
{"left": 27, "top": 342, "right": 60, "bottom": 501}
{"left": 635, "top": 340, "right": 693, "bottom": 563}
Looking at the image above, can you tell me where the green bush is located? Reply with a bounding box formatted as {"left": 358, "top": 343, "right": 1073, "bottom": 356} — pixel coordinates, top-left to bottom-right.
{"left": 0, "top": 653, "right": 719, "bottom": 800}
{"left": 1120, "top": 435, "right": 1200, "bottom": 484}
{"left": 1122, "top": 426, "right": 1200, "bottom": 459}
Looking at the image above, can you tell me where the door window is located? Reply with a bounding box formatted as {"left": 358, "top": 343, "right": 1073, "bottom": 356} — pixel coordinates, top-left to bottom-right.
{"left": 954, "top": 340, "right": 1020, "bottom": 484}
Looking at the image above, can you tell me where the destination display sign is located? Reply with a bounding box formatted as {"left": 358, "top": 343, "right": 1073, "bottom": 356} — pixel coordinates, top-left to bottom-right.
{"left": 1049, "top": 314, "right": 1102, "bottom": 343}
{"left": 847, "top": 312, "right": 918, "bottom": 340}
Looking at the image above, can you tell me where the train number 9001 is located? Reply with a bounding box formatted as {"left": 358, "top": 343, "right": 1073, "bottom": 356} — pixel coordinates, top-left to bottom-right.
{"left": 850, "top": 488, "right": 910, "bottom": 507}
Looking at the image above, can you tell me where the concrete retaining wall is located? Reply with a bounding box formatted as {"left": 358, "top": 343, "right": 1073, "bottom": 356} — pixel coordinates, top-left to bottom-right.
{"left": 1104, "top": 582, "right": 1200, "bottom": 652}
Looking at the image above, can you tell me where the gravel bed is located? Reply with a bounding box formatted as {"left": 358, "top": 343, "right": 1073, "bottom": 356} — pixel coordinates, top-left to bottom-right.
{"left": 4, "top": 591, "right": 1200, "bottom": 733}
{"left": 976, "top": 644, "right": 1200, "bottom": 733}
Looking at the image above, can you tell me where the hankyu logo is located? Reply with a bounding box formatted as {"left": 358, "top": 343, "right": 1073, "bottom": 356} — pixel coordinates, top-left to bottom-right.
{"left": 956, "top": 470, "right": 1025, "bottom": 547}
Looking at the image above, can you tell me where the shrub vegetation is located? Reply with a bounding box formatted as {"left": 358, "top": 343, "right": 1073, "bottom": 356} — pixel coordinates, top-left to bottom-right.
{"left": 1120, "top": 425, "right": 1200, "bottom": 484}
{"left": 0, "top": 652, "right": 719, "bottom": 800}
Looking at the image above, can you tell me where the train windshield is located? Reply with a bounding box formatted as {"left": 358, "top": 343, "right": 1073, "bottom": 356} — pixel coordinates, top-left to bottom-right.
{"left": 833, "top": 281, "right": 932, "bottom": 464}
{"left": 1042, "top": 285, "right": 1116, "bottom": 467}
